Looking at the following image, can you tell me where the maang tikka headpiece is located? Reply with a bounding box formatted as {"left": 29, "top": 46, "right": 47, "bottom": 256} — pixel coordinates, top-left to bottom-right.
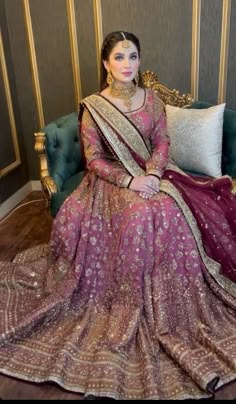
{"left": 121, "top": 32, "right": 131, "bottom": 48}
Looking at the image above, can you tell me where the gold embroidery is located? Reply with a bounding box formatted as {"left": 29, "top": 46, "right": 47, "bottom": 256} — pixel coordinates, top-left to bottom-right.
{"left": 83, "top": 101, "right": 145, "bottom": 177}
{"left": 84, "top": 95, "right": 151, "bottom": 161}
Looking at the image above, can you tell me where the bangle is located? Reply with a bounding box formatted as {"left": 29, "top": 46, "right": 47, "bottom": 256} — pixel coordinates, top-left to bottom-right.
{"left": 127, "top": 177, "right": 134, "bottom": 188}
{"left": 148, "top": 174, "right": 161, "bottom": 181}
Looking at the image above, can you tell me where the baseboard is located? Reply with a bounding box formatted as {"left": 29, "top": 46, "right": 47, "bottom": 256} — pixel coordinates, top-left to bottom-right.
{"left": 0, "top": 181, "right": 42, "bottom": 220}
{"left": 31, "top": 180, "right": 42, "bottom": 191}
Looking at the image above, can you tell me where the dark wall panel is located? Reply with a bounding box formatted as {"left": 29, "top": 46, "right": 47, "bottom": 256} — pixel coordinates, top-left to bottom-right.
{"left": 101, "top": 0, "right": 192, "bottom": 94}
{"left": 199, "top": 0, "right": 222, "bottom": 103}
{"left": 0, "top": 66, "right": 15, "bottom": 168}
{"left": 75, "top": 0, "right": 99, "bottom": 98}
{"left": 226, "top": 0, "right": 236, "bottom": 110}
{"left": 0, "top": 0, "right": 29, "bottom": 202}
{"left": 30, "top": 0, "right": 75, "bottom": 123}
{"left": 5, "top": 0, "right": 39, "bottom": 180}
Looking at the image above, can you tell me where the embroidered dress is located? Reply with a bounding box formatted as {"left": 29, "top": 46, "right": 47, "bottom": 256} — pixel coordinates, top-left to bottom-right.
{"left": 0, "top": 89, "right": 236, "bottom": 400}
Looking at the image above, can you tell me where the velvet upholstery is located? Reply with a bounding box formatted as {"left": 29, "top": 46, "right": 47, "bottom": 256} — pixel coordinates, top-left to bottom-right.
{"left": 50, "top": 171, "right": 85, "bottom": 218}
{"left": 42, "top": 112, "right": 85, "bottom": 216}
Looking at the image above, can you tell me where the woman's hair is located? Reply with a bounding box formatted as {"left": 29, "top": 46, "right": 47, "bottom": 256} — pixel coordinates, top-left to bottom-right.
{"left": 100, "top": 31, "right": 143, "bottom": 91}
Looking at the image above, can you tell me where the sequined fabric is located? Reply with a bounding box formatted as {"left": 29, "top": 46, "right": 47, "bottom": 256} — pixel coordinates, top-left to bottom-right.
{"left": 0, "top": 90, "right": 236, "bottom": 400}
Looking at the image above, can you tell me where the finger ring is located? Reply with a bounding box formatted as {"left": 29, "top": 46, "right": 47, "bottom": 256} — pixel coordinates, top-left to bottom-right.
{"left": 140, "top": 192, "right": 148, "bottom": 199}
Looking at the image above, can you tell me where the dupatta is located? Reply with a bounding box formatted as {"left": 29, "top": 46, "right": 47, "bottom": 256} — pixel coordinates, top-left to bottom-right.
{"left": 81, "top": 94, "right": 236, "bottom": 297}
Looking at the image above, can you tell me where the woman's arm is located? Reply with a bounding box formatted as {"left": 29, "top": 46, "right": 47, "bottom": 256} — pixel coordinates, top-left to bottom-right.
{"left": 80, "top": 108, "right": 133, "bottom": 188}
{"left": 145, "top": 93, "right": 170, "bottom": 179}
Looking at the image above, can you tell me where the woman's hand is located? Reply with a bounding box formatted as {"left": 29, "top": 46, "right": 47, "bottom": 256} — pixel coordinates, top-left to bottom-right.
{"left": 129, "top": 175, "right": 160, "bottom": 199}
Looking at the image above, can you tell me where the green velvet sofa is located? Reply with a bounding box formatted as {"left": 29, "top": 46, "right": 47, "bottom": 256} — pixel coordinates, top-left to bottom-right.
{"left": 35, "top": 112, "right": 84, "bottom": 217}
{"left": 35, "top": 71, "right": 236, "bottom": 217}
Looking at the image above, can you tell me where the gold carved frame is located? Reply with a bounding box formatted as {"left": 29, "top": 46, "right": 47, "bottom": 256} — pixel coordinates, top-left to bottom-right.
{"left": 34, "top": 132, "right": 57, "bottom": 209}
{"left": 142, "top": 70, "right": 193, "bottom": 108}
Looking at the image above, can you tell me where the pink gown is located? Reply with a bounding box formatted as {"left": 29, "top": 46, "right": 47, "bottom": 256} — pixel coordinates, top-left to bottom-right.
{"left": 0, "top": 89, "right": 236, "bottom": 400}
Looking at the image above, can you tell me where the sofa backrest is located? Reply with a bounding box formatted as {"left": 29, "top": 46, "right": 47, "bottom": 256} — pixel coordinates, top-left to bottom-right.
{"left": 43, "top": 103, "right": 236, "bottom": 187}
{"left": 42, "top": 72, "right": 236, "bottom": 189}
{"left": 43, "top": 112, "right": 84, "bottom": 191}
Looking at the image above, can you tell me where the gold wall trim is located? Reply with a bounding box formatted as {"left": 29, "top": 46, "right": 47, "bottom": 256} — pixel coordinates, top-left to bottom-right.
{"left": 218, "top": 0, "right": 231, "bottom": 104}
{"left": 0, "top": 30, "right": 21, "bottom": 178}
{"left": 191, "top": 0, "right": 201, "bottom": 100}
{"left": 23, "top": 0, "right": 44, "bottom": 128}
{"left": 93, "top": 0, "right": 103, "bottom": 83}
{"left": 66, "top": 0, "right": 82, "bottom": 105}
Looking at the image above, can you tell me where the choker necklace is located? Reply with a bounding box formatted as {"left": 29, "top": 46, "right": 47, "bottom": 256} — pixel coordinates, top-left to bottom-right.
{"left": 109, "top": 81, "right": 136, "bottom": 111}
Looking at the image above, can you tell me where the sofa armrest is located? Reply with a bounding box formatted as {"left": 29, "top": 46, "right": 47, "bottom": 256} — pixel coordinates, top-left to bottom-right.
{"left": 34, "top": 132, "right": 58, "bottom": 210}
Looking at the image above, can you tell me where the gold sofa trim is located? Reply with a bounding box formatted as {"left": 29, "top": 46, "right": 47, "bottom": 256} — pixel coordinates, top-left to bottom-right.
{"left": 142, "top": 70, "right": 194, "bottom": 108}
{"left": 34, "top": 131, "right": 57, "bottom": 209}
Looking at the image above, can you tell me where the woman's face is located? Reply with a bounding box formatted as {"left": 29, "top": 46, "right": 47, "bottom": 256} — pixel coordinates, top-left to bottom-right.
{"left": 103, "top": 41, "right": 140, "bottom": 85}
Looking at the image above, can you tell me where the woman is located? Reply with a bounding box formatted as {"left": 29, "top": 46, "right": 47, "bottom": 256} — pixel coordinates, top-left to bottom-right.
{"left": 0, "top": 31, "right": 236, "bottom": 400}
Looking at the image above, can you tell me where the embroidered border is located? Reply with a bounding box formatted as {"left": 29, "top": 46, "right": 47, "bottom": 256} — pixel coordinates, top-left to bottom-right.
{"left": 83, "top": 101, "right": 145, "bottom": 177}
{"left": 84, "top": 95, "right": 151, "bottom": 161}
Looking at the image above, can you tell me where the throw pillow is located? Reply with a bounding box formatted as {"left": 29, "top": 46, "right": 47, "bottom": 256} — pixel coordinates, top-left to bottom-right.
{"left": 166, "top": 103, "right": 225, "bottom": 177}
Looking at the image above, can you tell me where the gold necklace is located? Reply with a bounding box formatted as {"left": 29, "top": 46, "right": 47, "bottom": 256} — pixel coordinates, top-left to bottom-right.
{"left": 109, "top": 81, "right": 136, "bottom": 111}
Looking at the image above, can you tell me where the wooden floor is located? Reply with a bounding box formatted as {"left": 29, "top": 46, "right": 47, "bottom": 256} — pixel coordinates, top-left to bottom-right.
{"left": 0, "top": 191, "right": 235, "bottom": 400}
{"left": 0, "top": 192, "right": 83, "bottom": 400}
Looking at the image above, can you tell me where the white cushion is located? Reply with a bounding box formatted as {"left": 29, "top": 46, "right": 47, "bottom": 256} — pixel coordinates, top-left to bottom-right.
{"left": 166, "top": 103, "right": 225, "bottom": 177}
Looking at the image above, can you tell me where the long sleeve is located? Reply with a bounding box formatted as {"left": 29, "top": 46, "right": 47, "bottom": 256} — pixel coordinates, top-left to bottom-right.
{"left": 145, "top": 93, "right": 170, "bottom": 179}
{"left": 80, "top": 108, "right": 132, "bottom": 187}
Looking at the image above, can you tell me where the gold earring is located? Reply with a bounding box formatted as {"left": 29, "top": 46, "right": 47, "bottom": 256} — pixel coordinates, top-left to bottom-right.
{"left": 134, "top": 72, "right": 139, "bottom": 86}
{"left": 106, "top": 71, "right": 113, "bottom": 85}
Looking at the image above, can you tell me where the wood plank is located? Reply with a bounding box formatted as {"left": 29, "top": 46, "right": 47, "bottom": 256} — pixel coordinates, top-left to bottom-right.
{"left": 0, "top": 374, "right": 81, "bottom": 400}
{"left": 0, "top": 191, "right": 52, "bottom": 261}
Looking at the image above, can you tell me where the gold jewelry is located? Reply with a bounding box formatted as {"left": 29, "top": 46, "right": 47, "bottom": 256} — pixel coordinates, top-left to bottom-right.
{"left": 121, "top": 32, "right": 131, "bottom": 48}
{"left": 134, "top": 72, "right": 139, "bottom": 86}
{"left": 106, "top": 71, "right": 114, "bottom": 85}
{"left": 110, "top": 81, "right": 136, "bottom": 111}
